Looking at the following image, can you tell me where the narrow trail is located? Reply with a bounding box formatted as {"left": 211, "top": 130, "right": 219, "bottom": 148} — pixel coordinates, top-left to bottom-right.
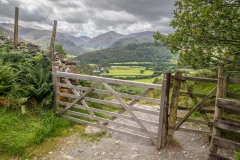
{"left": 38, "top": 105, "right": 234, "bottom": 160}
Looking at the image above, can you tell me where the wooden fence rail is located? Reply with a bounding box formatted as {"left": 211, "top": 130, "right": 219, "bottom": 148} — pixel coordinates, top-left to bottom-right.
{"left": 208, "top": 66, "right": 240, "bottom": 160}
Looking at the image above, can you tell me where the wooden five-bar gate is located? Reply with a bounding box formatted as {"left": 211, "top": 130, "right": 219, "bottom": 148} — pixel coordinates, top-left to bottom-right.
{"left": 52, "top": 67, "right": 170, "bottom": 149}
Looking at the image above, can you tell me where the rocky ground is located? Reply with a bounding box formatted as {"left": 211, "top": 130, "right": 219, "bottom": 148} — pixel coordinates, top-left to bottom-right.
{"left": 38, "top": 105, "right": 235, "bottom": 160}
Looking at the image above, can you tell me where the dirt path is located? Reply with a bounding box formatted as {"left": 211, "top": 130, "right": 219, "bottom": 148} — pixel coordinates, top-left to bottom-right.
{"left": 38, "top": 105, "right": 235, "bottom": 160}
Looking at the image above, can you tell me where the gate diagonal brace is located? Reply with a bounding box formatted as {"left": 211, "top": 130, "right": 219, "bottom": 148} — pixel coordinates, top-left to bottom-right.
{"left": 57, "top": 81, "right": 100, "bottom": 116}
{"left": 103, "top": 88, "right": 154, "bottom": 126}
{"left": 62, "top": 78, "right": 100, "bottom": 124}
{"left": 103, "top": 83, "right": 157, "bottom": 145}
{"left": 175, "top": 87, "right": 217, "bottom": 130}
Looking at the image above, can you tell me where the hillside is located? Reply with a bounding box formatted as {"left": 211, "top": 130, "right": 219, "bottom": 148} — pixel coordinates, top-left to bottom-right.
{"left": 0, "top": 23, "right": 87, "bottom": 55}
{"left": 82, "top": 31, "right": 125, "bottom": 50}
{"left": 76, "top": 42, "right": 171, "bottom": 64}
{"left": 0, "top": 23, "right": 160, "bottom": 55}
{"left": 111, "top": 31, "right": 155, "bottom": 47}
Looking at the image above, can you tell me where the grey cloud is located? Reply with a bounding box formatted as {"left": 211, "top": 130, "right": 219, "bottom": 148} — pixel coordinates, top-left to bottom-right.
{"left": 0, "top": 0, "right": 175, "bottom": 37}
{"left": 81, "top": 0, "right": 175, "bottom": 21}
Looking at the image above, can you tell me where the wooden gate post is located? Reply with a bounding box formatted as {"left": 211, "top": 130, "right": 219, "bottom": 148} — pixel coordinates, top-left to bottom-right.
{"left": 50, "top": 20, "right": 59, "bottom": 111}
{"left": 164, "top": 73, "right": 171, "bottom": 138}
{"left": 13, "top": 7, "right": 19, "bottom": 49}
{"left": 209, "top": 66, "right": 227, "bottom": 154}
{"left": 53, "top": 66, "right": 60, "bottom": 111}
{"left": 156, "top": 73, "right": 171, "bottom": 149}
{"left": 169, "top": 71, "right": 182, "bottom": 135}
{"left": 50, "top": 20, "right": 57, "bottom": 59}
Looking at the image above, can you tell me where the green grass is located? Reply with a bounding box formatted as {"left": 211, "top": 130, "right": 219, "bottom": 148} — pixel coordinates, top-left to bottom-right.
{"left": 0, "top": 108, "right": 73, "bottom": 158}
{"left": 0, "top": 107, "right": 111, "bottom": 159}
{"left": 101, "top": 66, "right": 153, "bottom": 77}
{"left": 66, "top": 54, "right": 77, "bottom": 58}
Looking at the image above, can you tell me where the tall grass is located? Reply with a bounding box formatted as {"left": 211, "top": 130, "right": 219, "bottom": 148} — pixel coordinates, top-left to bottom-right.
{"left": 0, "top": 108, "right": 72, "bottom": 157}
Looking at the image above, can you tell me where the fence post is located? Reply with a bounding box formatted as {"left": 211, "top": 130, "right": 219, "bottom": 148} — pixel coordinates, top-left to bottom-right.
{"left": 50, "top": 20, "right": 58, "bottom": 111}
{"left": 13, "top": 7, "right": 19, "bottom": 49}
{"left": 163, "top": 73, "right": 171, "bottom": 144}
{"left": 169, "top": 71, "right": 182, "bottom": 135}
{"left": 209, "top": 66, "right": 227, "bottom": 154}
{"left": 53, "top": 66, "right": 60, "bottom": 111}
{"left": 50, "top": 20, "right": 57, "bottom": 59}
{"left": 156, "top": 73, "right": 170, "bottom": 149}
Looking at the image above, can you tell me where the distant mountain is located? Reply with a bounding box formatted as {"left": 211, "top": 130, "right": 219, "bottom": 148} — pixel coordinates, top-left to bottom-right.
{"left": 0, "top": 25, "right": 13, "bottom": 37}
{"left": 77, "top": 42, "right": 171, "bottom": 64}
{"left": 0, "top": 23, "right": 87, "bottom": 55}
{"left": 81, "top": 31, "right": 125, "bottom": 50}
{"left": 0, "top": 23, "right": 162, "bottom": 56}
{"left": 111, "top": 31, "right": 156, "bottom": 47}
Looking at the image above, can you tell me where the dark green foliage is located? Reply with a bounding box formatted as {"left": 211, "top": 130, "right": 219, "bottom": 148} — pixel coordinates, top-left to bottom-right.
{"left": 22, "top": 64, "right": 53, "bottom": 107}
{"left": 0, "top": 66, "right": 17, "bottom": 95}
{"left": 154, "top": 0, "right": 240, "bottom": 70}
{"left": 0, "top": 38, "right": 53, "bottom": 110}
{"left": 192, "top": 70, "right": 218, "bottom": 78}
{"left": 55, "top": 44, "right": 67, "bottom": 58}
{"left": 140, "top": 70, "right": 144, "bottom": 74}
{"left": 77, "top": 43, "right": 171, "bottom": 64}
{"left": 235, "top": 151, "right": 240, "bottom": 160}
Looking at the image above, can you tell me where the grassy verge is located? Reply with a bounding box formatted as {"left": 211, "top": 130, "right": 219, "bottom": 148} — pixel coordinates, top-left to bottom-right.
{"left": 0, "top": 108, "right": 74, "bottom": 159}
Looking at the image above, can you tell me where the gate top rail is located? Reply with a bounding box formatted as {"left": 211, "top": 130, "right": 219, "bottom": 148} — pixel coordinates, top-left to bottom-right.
{"left": 172, "top": 75, "right": 240, "bottom": 84}
{"left": 54, "top": 71, "right": 162, "bottom": 90}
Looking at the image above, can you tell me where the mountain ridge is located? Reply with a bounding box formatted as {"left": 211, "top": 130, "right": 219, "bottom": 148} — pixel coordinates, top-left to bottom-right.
{"left": 0, "top": 23, "right": 158, "bottom": 55}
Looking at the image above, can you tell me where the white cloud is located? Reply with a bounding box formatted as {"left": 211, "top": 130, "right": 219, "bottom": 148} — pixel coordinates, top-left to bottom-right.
{"left": 0, "top": 0, "right": 9, "bottom": 4}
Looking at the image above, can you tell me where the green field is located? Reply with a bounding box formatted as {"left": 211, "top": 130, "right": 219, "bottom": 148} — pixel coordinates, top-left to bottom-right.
{"left": 133, "top": 76, "right": 162, "bottom": 83}
{"left": 101, "top": 66, "right": 154, "bottom": 77}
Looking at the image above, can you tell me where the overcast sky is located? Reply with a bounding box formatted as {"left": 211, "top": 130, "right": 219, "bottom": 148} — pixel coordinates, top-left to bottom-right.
{"left": 0, "top": 0, "right": 175, "bottom": 37}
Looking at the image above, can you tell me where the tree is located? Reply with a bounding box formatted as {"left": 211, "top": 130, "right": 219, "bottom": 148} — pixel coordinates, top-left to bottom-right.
{"left": 154, "top": 0, "right": 240, "bottom": 70}
{"left": 55, "top": 44, "right": 67, "bottom": 58}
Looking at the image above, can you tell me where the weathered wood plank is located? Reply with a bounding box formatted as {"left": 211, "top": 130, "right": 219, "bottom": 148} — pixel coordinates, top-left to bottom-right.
{"left": 55, "top": 71, "right": 162, "bottom": 89}
{"left": 63, "top": 78, "right": 99, "bottom": 124}
{"left": 227, "top": 92, "right": 240, "bottom": 99}
{"left": 53, "top": 67, "right": 60, "bottom": 110}
{"left": 214, "top": 119, "right": 240, "bottom": 133}
{"left": 229, "top": 77, "right": 240, "bottom": 84}
{"left": 182, "top": 80, "right": 213, "bottom": 131}
{"left": 13, "top": 7, "right": 19, "bottom": 49}
{"left": 103, "top": 83, "right": 157, "bottom": 145}
{"left": 209, "top": 66, "right": 227, "bottom": 154}
{"left": 169, "top": 71, "right": 182, "bottom": 135}
{"left": 217, "top": 98, "right": 240, "bottom": 112}
{"left": 58, "top": 83, "right": 160, "bottom": 104}
{"left": 59, "top": 101, "right": 159, "bottom": 127}
{"left": 174, "top": 75, "right": 239, "bottom": 84}
{"left": 177, "top": 128, "right": 211, "bottom": 135}
{"left": 175, "top": 87, "right": 217, "bottom": 130}
{"left": 157, "top": 78, "right": 167, "bottom": 149}
{"left": 58, "top": 92, "right": 160, "bottom": 116}
{"left": 104, "top": 88, "right": 154, "bottom": 126}
{"left": 213, "top": 136, "right": 240, "bottom": 151}
{"left": 183, "top": 76, "right": 218, "bottom": 83}
{"left": 57, "top": 81, "right": 100, "bottom": 116}
{"left": 66, "top": 110, "right": 158, "bottom": 136}
{"left": 62, "top": 115, "right": 151, "bottom": 142}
